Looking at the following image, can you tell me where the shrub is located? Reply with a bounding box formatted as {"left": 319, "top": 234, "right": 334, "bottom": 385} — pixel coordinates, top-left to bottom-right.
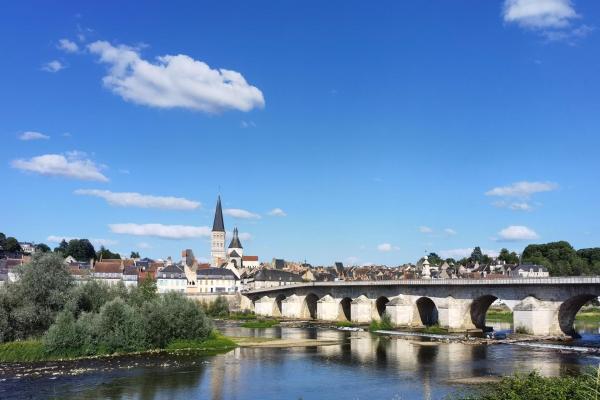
{"left": 207, "top": 296, "right": 230, "bottom": 317}
{"left": 43, "top": 311, "right": 85, "bottom": 357}
{"left": 97, "top": 298, "right": 147, "bottom": 353}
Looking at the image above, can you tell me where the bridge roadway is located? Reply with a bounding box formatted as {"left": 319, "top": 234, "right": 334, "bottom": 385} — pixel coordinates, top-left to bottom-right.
{"left": 244, "top": 277, "right": 600, "bottom": 336}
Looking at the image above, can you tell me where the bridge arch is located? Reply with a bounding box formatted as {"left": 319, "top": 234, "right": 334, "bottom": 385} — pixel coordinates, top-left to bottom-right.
{"left": 274, "top": 294, "right": 286, "bottom": 317}
{"left": 339, "top": 297, "right": 352, "bottom": 321}
{"left": 376, "top": 296, "right": 390, "bottom": 318}
{"left": 559, "top": 294, "right": 598, "bottom": 337}
{"left": 416, "top": 297, "right": 438, "bottom": 326}
{"left": 302, "top": 293, "right": 319, "bottom": 319}
{"left": 470, "top": 295, "right": 499, "bottom": 330}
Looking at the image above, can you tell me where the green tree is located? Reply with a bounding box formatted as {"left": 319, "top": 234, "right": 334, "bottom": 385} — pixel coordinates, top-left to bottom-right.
{"left": 427, "top": 252, "right": 442, "bottom": 266}
{"left": 0, "top": 232, "right": 6, "bottom": 249}
{"left": 35, "top": 243, "right": 51, "bottom": 253}
{"left": 522, "top": 241, "right": 588, "bottom": 276}
{"left": 470, "top": 247, "right": 483, "bottom": 263}
{"left": 53, "top": 239, "right": 68, "bottom": 254}
{"left": 498, "top": 248, "right": 519, "bottom": 264}
{"left": 66, "top": 239, "right": 96, "bottom": 261}
{"left": 130, "top": 251, "right": 140, "bottom": 258}
{"left": 3, "top": 237, "right": 21, "bottom": 253}
{"left": 96, "top": 245, "right": 121, "bottom": 260}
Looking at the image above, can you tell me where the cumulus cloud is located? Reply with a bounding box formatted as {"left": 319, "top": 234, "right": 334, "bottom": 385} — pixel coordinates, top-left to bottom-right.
{"left": 224, "top": 208, "right": 261, "bottom": 219}
{"left": 74, "top": 189, "right": 200, "bottom": 210}
{"left": 19, "top": 131, "right": 49, "bottom": 141}
{"left": 11, "top": 153, "right": 108, "bottom": 182}
{"left": 419, "top": 226, "right": 433, "bottom": 234}
{"left": 496, "top": 225, "right": 539, "bottom": 241}
{"left": 503, "top": 0, "right": 591, "bottom": 42}
{"left": 486, "top": 181, "right": 558, "bottom": 197}
{"left": 377, "top": 243, "right": 399, "bottom": 252}
{"left": 42, "top": 60, "right": 64, "bottom": 73}
{"left": 87, "top": 40, "right": 265, "bottom": 113}
{"left": 109, "top": 223, "right": 211, "bottom": 239}
{"left": 268, "top": 208, "right": 287, "bottom": 217}
{"left": 58, "top": 38, "right": 79, "bottom": 53}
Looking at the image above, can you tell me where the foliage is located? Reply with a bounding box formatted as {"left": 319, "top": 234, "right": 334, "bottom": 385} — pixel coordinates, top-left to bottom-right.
{"left": 0, "top": 253, "right": 73, "bottom": 341}
{"left": 166, "top": 333, "right": 237, "bottom": 351}
{"left": 427, "top": 252, "right": 442, "bottom": 266}
{"left": 2, "top": 237, "right": 21, "bottom": 253}
{"left": 485, "top": 310, "right": 513, "bottom": 322}
{"left": 130, "top": 251, "right": 140, "bottom": 258}
{"left": 35, "top": 243, "right": 51, "bottom": 253}
{"left": 0, "top": 340, "right": 46, "bottom": 362}
{"left": 369, "top": 313, "right": 393, "bottom": 331}
{"left": 498, "top": 248, "right": 519, "bottom": 265}
{"left": 335, "top": 321, "right": 355, "bottom": 327}
{"left": 65, "top": 239, "right": 97, "bottom": 261}
{"left": 229, "top": 310, "right": 257, "bottom": 320}
{"left": 53, "top": 239, "right": 68, "bottom": 254}
{"left": 203, "top": 295, "right": 230, "bottom": 317}
{"left": 470, "top": 247, "right": 483, "bottom": 263}
{"left": 96, "top": 245, "right": 121, "bottom": 260}
{"left": 241, "top": 319, "right": 279, "bottom": 328}
{"left": 457, "top": 371, "right": 597, "bottom": 400}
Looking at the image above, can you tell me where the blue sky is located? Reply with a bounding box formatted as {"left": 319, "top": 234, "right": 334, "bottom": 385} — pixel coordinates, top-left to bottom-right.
{"left": 1, "top": 1, "right": 599, "bottom": 265}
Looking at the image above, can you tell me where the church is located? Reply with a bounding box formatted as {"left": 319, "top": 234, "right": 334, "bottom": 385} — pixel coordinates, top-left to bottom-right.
{"left": 210, "top": 196, "right": 260, "bottom": 275}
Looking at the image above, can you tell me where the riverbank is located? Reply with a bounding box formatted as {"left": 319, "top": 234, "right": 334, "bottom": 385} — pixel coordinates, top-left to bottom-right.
{"left": 486, "top": 307, "right": 600, "bottom": 323}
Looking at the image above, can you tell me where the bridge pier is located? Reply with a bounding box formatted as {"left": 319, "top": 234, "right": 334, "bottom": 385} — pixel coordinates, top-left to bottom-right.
{"left": 317, "top": 295, "right": 342, "bottom": 321}
{"left": 281, "top": 294, "right": 306, "bottom": 318}
{"left": 513, "top": 296, "right": 561, "bottom": 336}
{"left": 351, "top": 295, "right": 374, "bottom": 323}
{"left": 254, "top": 296, "right": 276, "bottom": 317}
{"left": 439, "top": 297, "right": 475, "bottom": 331}
{"left": 386, "top": 296, "right": 414, "bottom": 326}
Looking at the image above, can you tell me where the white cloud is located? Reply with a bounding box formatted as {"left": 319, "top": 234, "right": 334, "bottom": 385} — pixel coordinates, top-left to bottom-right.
{"left": 503, "top": 0, "right": 578, "bottom": 29}
{"left": 224, "top": 208, "right": 261, "bottom": 219}
{"left": 419, "top": 226, "right": 433, "bottom": 234}
{"left": 42, "top": 60, "right": 64, "bottom": 73}
{"left": 58, "top": 38, "right": 79, "bottom": 53}
{"left": 137, "top": 242, "right": 151, "bottom": 249}
{"left": 91, "top": 238, "right": 118, "bottom": 247}
{"left": 509, "top": 202, "right": 533, "bottom": 211}
{"left": 87, "top": 40, "right": 265, "bottom": 113}
{"left": 497, "top": 225, "right": 539, "bottom": 241}
{"left": 238, "top": 232, "right": 253, "bottom": 241}
{"left": 19, "top": 131, "right": 50, "bottom": 141}
{"left": 47, "top": 235, "right": 75, "bottom": 243}
{"left": 241, "top": 120, "right": 256, "bottom": 128}
{"left": 444, "top": 228, "right": 457, "bottom": 236}
{"left": 268, "top": 208, "right": 287, "bottom": 217}
{"left": 486, "top": 181, "right": 558, "bottom": 197}
{"left": 74, "top": 189, "right": 200, "bottom": 210}
{"left": 109, "top": 223, "right": 211, "bottom": 239}
{"left": 377, "top": 243, "right": 399, "bottom": 252}
{"left": 11, "top": 153, "right": 108, "bottom": 182}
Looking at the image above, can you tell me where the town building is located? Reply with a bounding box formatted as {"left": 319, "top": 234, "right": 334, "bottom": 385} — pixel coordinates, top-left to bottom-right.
{"left": 156, "top": 263, "right": 187, "bottom": 293}
{"left": 196, "top": 268, "right": 239, "bottom": 293}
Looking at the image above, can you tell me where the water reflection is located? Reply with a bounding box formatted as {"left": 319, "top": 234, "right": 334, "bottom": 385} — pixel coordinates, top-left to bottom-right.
{"left": 4, "top": 323, "right": 600, "bottom": 400}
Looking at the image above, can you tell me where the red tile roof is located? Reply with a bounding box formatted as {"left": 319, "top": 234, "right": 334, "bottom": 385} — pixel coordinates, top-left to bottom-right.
{"left": 243, "top": 256, "right": 258, "bottom": 262}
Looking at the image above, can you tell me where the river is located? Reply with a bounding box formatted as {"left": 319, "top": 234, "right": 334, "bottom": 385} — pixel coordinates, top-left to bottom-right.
{"left": 2, "top": 321, "right": 600, "bottom": 400}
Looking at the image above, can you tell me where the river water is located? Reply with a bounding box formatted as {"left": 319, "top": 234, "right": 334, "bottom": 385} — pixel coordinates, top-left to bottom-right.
{"left": 2, "top": 322, "right": 600, "bottom": 400}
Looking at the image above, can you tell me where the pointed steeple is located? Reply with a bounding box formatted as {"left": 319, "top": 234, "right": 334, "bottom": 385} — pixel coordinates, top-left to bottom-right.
{"left": 228, "top": 227, "right": 243, "bottom": 249}
{"left": 212, "top": 196, "right": 225, "bottom": 232}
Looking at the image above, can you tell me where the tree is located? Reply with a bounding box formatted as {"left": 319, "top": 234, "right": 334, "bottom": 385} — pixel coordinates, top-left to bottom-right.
{"left": 522, "top": 241, "right": 589, "bottom": 276}
{"left": 96, "top": 246, "right": 121, "bottom": 260}
{"left": 130, "top": 251, "right": 140, "bottom": 259}
{"left": 54, "top": 239, "right": 68, "bottom": 254}
{"left": 470, "top": 247, "right": 483, "bottom": 263}
{"left": 498, "top": 248, "right": 519, "bottom": 264}
{"left": 35, "top": 243, "right": 51, "bottom": 253}
{"left": 66, "top": 239, "right": 96, "bottom": 261}
{"left": 427, "top": 252, "right": 442, "bottom": 266}
{"left": 3, "top": 237, "right": 21, "bottom": 253}
{"left": 0, "top": 232, "right": 6, "bottom": 249}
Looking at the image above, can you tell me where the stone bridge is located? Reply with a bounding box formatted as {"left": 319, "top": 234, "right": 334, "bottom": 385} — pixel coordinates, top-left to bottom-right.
{"left": 244, "top": 277, "right": 600, "bottom": 337}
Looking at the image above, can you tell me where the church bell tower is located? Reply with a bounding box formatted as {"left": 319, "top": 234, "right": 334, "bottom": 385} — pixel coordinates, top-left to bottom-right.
{"left": 211, "top": 196, "right": 226, "bottom": 266}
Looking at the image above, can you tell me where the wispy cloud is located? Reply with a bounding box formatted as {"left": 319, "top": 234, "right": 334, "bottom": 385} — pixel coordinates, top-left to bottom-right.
{"left": 19, "top": 131, "right": 50, "bottom": 141}
{"left": 444, "top": 228, "right": 457, "bottom": 236}
{"left": 486, "top": 181, "right": 558, "bottom": 197}
{"left": 496, "top": 225, "right": 539, "bottom": 241}
{"left": 503, "top": 0, "right": 592, "bottom": 42}
{"left": 57, "top": 38, "right": 79, "bottom": 53}
{"left": 11, "top": 152, "right": 108, "bottom": 182}
{"left": 87, "top": 40, "right": 265, "bottom": 113}
{"left": 439, "top": 248, "right": 500, "bottom": 259}
{"left": 42, "top": 60, "right": 64, "bottom": 73}
{"left": 377, "top": 243, "right": 399, "bottom": 252}
{"left": 267, "top": 208, "right": 287, "bottom": 217}
{"left": 224, "top": 208, "right": 261, "bottom": 219}
{"left": 419, "top": 226, "right": 433, "bottom": 234}
{"left": 109, "top": 223, "right": 211, "bottom": 239}
{"left": 74, "top": 189, "right": 200, "bottom": 210}
{"left": 47, "top": 235, "right": 117, "bottom": 247}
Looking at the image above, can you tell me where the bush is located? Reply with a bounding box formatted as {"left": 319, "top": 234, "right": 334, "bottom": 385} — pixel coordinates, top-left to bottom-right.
{"left": 97, "top": 298, "right": 147, "bottom": 353}
{"left": 206, "top": 295, "right": 230, "bottom": 317}
{"left": 370, "top": 313, "right": 393, "bottom": 331}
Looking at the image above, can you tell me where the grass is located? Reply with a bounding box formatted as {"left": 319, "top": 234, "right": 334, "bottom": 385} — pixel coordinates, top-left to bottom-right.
{"left": 486, "top": 310, "right": 513, "bottom": 322}
{"left": 335, "top": 321, "right": 355, "bottom": 328}
{"left": 422, "top": 325, "right": 448, "bottom": 334}
{"left": 574, "top": 309, "right": 600, "bottom": 322}
{"left": 228, "top": 311, "right": 258, "bottom": 321}
{"left": 240, "top": 319, "right": 279, "bottom": 328}
{"left": 369, "top": 314, "right": 394, "bottom": 332}
{"left": 0, "top": 332, "right": 237, "bottom": 363}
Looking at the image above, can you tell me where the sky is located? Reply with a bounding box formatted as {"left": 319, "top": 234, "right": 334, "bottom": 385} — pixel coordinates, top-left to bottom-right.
{"left": 1, "top": 0, "right": 599, "bottom": 266}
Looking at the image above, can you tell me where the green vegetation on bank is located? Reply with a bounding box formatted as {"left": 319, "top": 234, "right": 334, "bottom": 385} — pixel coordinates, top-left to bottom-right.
{"left": 485, "top": 310, "right": 513, "bottom": 322}
{"left": 369, "top": 314, "right": 393, "bottom": 331}
{"left": 229, "top": 311, "right": 257, "bottom": 320}
{"left": 335, "top": 321, "right": 355, "bottom": 327}
{"left": 456, "top": 371, "right": 600, "bottom": 400}
{"left": 0, "top": 253, "right": 219, "bottom": 362}
{"left": 484, "top": 307, "right": 600, "bottom": 324}
{"left": 241, "top": 319, "right": 279, "bottom": 328}
{"left": 422, "top": 325, "right": 447, "bottom": 334}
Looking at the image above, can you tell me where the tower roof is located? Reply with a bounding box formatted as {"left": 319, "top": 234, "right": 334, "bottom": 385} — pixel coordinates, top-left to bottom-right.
{"left": 212, "top": 196, "right": 225, "bottom": 232}
{"left": 228, "top": 227, "right": 243, "bottom": 249}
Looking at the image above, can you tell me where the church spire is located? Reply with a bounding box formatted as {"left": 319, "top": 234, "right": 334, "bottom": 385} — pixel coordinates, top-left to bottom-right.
{"left": 212, "top": 196, "right": 225, "bottom": 232}
{"left": 228, "top": 227, "right": 243, "bottom": 249}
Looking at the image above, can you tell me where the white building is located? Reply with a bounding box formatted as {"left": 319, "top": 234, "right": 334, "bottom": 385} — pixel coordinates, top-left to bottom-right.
{"left": 196, "top": 268, "right": 239, "bottom": 293}
{"left": 510, "top": 264, "right": 549, "bottom": 278}
{"left": 157, "top": 264, "right": 187, "bottom": 293}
